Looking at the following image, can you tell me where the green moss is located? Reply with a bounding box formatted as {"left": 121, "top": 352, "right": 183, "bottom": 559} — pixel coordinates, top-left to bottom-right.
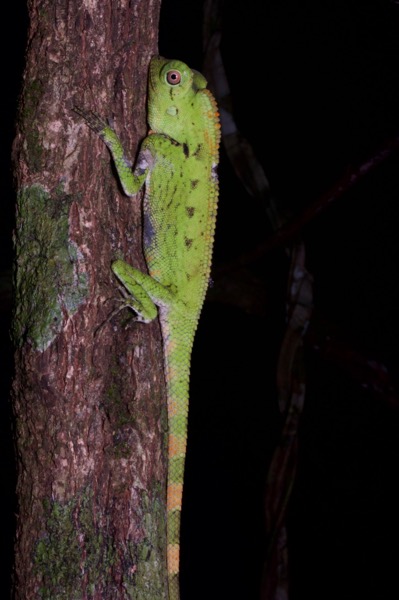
{"left": 35, "top": 487, "right": 167, "bottom": 599}
{"left": 123, "top": 489, "right": 167, "bottom": 599}
{"left": 12, "top": 184, "right": 89, "bottom": 351}
{"left": 35, "top": 489, "right": 116, "bottom": 599}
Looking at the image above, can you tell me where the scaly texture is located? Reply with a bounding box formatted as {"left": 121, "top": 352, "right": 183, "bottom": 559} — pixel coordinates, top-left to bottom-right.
{"left": 75, "top": 56, "right": 220, "bottom": 600}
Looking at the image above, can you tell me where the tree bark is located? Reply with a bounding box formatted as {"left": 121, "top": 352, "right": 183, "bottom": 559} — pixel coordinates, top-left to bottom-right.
{"left": 12, "top": 1, "right": 166, "bottom": 598}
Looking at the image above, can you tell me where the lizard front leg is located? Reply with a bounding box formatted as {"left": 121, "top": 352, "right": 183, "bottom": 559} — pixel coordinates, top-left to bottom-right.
{"left": 74, "top": 107, "right": 147, "bottom": 197}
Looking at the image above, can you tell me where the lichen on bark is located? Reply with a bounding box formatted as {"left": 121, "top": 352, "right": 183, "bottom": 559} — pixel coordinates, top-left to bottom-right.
{"left": 34, "top": 486, "right": 167, "bottom": 600}
{"left": 12, "top": 184, "right": 89, "bottom": 351}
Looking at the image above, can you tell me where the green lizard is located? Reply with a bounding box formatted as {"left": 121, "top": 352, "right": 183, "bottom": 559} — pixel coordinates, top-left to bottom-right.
{"left": 75, "top": 56, "right": 220, "bottom": 599}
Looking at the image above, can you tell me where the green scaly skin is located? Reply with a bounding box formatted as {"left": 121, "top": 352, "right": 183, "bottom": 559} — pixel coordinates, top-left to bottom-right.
{"left": 75, "top": 56, "right": 220, "bottom": 600}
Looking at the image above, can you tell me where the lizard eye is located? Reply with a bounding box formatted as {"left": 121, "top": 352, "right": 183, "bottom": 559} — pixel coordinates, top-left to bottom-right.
{"left": 166, "top": 70, "right": 181, "bottom": 85}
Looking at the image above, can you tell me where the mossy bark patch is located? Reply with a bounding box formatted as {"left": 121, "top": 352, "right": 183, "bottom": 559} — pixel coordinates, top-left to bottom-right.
{"left": 35, "top": 486, "right": 167, "bottom": 600}
{"left": 13, "top": 184, "right": 88, "bottom": 350}
{"left": 35, "top": 489, "right": 115, "bottom": 599}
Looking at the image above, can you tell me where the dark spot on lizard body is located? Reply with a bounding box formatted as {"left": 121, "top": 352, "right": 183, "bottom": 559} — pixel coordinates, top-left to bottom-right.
{"left": 190, "top": 179, "right": 199, "bottom": 189}
{"left": 186, "top": 207, "right": 195, "bottom": 218}
{"left": 166, "top": 185, "right": 179, "bottom": 209}
{"left": 193, "top": 144, "right": 202, "bottom": 158}
{"left": 183, "top": 143, "right": 189, "bottom": 158}
{"left": 184, "top": 237, "right": 193, "bottom": 249}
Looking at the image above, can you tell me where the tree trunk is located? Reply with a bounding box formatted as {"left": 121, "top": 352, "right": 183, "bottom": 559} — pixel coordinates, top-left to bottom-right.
{"left": 12, "top": 1, "right": 166, "bottom": 597}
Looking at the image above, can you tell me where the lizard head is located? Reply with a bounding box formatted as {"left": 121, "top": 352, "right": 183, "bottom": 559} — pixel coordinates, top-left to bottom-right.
{"left": 147, "top": 56, "right": 209, "bottom": 144}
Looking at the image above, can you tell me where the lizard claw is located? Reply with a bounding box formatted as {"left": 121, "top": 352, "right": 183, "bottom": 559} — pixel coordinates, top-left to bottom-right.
{"left": 93, "top": 294, "right": 140, "bottom": 338}
{"left": 73, "top": 106, "right": 108, "bottom": 136}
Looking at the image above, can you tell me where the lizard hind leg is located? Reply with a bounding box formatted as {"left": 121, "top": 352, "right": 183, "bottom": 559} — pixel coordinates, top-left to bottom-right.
{"left": 111, "top": 259, "right": 173, "bottom": 323}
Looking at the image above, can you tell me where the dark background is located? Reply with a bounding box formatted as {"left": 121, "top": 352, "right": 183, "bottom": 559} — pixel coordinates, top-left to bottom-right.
{"left": 2, "top": 1, "right": 399, "bottom": 598}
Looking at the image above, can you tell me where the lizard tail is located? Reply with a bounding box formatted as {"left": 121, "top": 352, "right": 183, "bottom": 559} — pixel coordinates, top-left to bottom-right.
{"left": 162, "top": 318, "right": 194, "bottom": 600}
{"left": 167, "top": 423, "right": 186, "bottom": 599}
